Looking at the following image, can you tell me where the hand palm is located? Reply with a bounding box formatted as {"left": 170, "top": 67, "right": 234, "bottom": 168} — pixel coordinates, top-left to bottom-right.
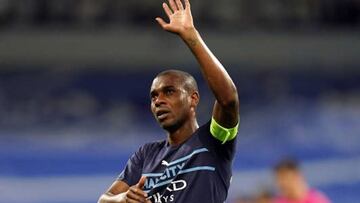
{"left": 167, "top": 10, "right": 193, "bottom": 33}
{"left": 156, "top": 0, "right": 194, "bottom": 35}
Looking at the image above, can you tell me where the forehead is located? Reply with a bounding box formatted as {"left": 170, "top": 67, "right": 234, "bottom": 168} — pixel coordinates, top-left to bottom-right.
{"left": 150, "top": 74, "right": 184, "bottom": 91}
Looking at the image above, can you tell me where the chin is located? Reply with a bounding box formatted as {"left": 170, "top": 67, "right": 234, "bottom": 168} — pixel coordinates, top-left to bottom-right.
{"left": 159, "top": 119, "right": 181, "bottom": 132}
{"left": 160, "top": 121, "right": 175, "bottom": 130}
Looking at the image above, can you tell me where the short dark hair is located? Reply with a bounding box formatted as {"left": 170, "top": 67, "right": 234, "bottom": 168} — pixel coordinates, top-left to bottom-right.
{"left": 274, "top": 158, "right": 300, "bottom": 172}
{"left": 156, "top": 69, "right": 199, "bottom": 93}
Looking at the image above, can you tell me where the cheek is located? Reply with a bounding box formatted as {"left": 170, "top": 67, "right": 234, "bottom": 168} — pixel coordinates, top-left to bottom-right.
{"left": 168, "top": 104, "right": 183, "bottom": 118}
{"left": 150, "top": 103, "right": 156, "bottom": 114}
{"left": 178, "top": 97, "right": 192, "bottom": 113}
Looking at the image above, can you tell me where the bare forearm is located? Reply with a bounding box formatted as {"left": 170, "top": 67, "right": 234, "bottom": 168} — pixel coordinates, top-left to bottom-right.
{"left": 98, "top": 192, "right": 125, "bottom": 203}
{"left": 180, "top": 28, "right": 238, "bottom": 107}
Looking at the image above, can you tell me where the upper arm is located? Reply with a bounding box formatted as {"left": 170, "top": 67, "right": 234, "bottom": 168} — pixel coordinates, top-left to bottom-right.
{"left": 106, "top": 180, "right": 130, "bottom": 195}
{"left": 210, "top": 100, "right": 239, "bottom": 143}
{"left": 212, "top": 97, "right": 239, "bottom": 128}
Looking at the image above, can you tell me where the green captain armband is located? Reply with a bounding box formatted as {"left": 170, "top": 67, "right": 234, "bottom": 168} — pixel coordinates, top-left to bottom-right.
{"left": 210, "top": 117, "right": 239, "bottom": 144}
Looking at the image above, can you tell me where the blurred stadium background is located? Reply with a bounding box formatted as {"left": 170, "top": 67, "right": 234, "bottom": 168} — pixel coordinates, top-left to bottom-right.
{"left": 0, "top": 0, "right": 359, "bottom": 202}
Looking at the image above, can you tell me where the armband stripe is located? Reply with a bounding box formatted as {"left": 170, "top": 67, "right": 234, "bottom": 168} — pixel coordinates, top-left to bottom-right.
{"left": 210, "top": 117, "right": 239, "bottom": 144}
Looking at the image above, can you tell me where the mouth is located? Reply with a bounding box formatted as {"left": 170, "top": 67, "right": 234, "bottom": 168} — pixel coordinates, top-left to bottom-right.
{"left": 156, "top": 109, "right": 170, "bottom": 120}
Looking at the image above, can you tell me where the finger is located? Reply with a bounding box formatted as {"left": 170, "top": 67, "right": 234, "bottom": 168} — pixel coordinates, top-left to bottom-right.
{"left": 127, "top": 188, "right": 147, "bottom": 202}
{"left": 136, "top": 176, "right": 147, "bottom": 189}
{"left": 168, "top": 0, "right": 178, "bottom": 12}
{"left": 184, "top": 0, "right": 191, "bottom": 10}
{"left": 155, "top": 17, "right": 169, "bottom": 30}
{"left": 162, "top": 3, "right": 173, "bottom": 18}
{"left": 125, "top": 197, "right": 144, "bottom": 203}
{"left": 125, "top": 197, "right": 140, "bottom": 203}
{"left": 130, "top": 186, "right": 148, "bottom": 198}
{"left": 175, "top": 0, "right": 184, "bottom": 10}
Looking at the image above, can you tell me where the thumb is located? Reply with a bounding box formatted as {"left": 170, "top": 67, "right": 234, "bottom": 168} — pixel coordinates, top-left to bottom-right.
{"left": 136, "top": 176, "right": 147, "bottom": 189}
{"left": 155, "top": 17, "right": 169, "bottom": 30}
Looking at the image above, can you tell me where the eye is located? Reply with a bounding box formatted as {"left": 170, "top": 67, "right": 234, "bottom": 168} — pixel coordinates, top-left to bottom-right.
{"left": 165, "top": 89, "right": 175, "bottom": 95}
{"left": 150, "top": 92, "right": 158, "bottom": 101}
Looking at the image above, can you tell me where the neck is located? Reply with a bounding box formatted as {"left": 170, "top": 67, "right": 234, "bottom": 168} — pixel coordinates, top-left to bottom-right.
{"left": 167, "top": 118, "right": 199, "bottom": 146}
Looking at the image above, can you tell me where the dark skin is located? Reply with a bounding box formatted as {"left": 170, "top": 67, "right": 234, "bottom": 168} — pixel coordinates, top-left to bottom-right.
{"left": 150, "top": 73, "right": 200, "bottom": 145}
{"left": 98, "top": 0, "right": 239, "bottom": 202}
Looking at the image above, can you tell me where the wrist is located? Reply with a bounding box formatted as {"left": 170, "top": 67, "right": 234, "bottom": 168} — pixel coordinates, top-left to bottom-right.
{"left": 179, "top": 27, "right": 198, "bottom": 40}
{"left": 180, "top": 27, "right": 200, "bottom": 47}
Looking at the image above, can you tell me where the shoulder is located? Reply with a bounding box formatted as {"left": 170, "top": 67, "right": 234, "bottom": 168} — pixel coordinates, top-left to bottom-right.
{"left": 195, "top": 120, "right": 213, "bottom": 141}
{"left": 198, "top": 120, "right": 212, "bottom": 133}
{"left": 197, "top": 120, "right": 237, "bottom": 160}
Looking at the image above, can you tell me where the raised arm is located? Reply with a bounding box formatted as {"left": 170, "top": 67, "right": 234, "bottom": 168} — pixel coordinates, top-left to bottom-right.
{"left": 156, "top": 0, "right": 239, "bottom": 130}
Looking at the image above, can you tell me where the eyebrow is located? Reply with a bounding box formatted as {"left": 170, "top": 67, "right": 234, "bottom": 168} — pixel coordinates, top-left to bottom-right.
{"left": 150, "top": 85, "right": 176, "bottom": 96}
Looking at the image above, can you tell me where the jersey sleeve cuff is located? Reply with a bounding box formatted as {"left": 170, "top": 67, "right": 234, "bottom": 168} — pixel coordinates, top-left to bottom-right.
{"left": 210, "top": 117, "right": 239, "bottom": 144}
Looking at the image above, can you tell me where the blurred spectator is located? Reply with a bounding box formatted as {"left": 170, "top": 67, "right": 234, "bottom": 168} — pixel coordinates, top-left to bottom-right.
{"left": 273, "top": 158, "right": 331, "bottom": 203}
{"left": 255, "top": 190, "right": 274, "bottom": 203}
{"left": 234, "top": 196, "right": 254, "bottom": 203}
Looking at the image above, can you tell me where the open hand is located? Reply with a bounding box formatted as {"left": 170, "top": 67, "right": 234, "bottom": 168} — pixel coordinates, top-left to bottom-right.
{"left": 156, "top": 0, "right": 195, "bottom": 36}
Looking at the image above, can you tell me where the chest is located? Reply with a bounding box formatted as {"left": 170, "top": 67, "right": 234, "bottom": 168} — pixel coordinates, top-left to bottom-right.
{"left": 142, "top": 145, "right": 217, "bottom": 191}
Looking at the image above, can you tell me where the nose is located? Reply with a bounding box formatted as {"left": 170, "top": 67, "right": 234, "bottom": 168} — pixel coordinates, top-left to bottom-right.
{"left": 154, "top": 93, "right": 166, "bottom": 107}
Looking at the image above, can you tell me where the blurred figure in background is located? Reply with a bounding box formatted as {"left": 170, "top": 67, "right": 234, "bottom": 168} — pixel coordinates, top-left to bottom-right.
{"left": 274, "top": 158, "right": 330, "bottom": 203}
{"left": 233, "top": 195, "right": 254, "bottom": 203}
{"left": 255, "top": 190, "right": 273, "bottom": 203}
{"left": 233, "top": 190, "right": 273, "bottom": 203}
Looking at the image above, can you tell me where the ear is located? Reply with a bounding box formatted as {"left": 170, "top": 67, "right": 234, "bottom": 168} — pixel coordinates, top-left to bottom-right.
{"left": 190, "top": 91, "right": 200, "bottom": 108}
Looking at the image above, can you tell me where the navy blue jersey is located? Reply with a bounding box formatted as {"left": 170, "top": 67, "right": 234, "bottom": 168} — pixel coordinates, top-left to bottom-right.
{"left": 118, "top": 120, "right": 237, "bottom": 203}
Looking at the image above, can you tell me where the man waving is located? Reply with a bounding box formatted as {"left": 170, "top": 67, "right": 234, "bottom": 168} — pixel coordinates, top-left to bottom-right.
{"left": 98, "top": 0, "right": 239, "bottom": 202}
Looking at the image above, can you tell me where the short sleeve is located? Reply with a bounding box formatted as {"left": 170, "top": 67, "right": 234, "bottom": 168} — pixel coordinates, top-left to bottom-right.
{"left": 199, "top": 120, "right": 238, "bottom": 162}
{"left": 117, "top": 146, "right": 144, "bottom": 186}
